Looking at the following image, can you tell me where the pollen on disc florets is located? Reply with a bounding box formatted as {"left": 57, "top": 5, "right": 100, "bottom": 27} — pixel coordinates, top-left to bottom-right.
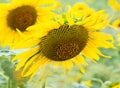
{"left": 40, "top": 24, "right": 89, "bottom": 61}
{"left": 7, "top": 5, "right": 37, "bottom": 32}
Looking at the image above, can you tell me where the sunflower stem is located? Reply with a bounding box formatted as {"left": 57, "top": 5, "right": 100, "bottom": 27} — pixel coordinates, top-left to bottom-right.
{"left": 42, "top": 78, "right": 47, "bottom": 88}
{"left": 11, "top": 80, "right": 17, "bottom": 88}
{"left": 8, "top": 78, "right": 11, "bottom": 88}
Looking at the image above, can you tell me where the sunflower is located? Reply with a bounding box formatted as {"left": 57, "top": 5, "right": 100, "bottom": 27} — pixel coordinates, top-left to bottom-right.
{"left": 111, "top": 19, "right": 120, "bottom": 46}
{"left": 67, "top": 2, "right": 95, "bottom": 18}
{"left": 12, "top": 10, "right": 114, "bottom": 80}
{"left": 112, "top": 19, "right": 120, "bottom": 29}
{"left": 0, "top": 0, "right": 56, "bottom": 48}
{"left": 112, "top": 84, "right": 120, "bottom": 88}
{"left": 111, "top": 83, "right": 120, "bottom": 88}
{"left": 82, "top": 80, "right": 92, "bottom": 87}
{"left": 108, "top": 0, "right": 120, "bottom": 11}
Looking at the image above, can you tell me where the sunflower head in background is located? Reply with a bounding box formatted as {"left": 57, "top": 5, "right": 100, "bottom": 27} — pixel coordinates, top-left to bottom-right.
{"left": 108, "top": 0, "right": 120, "bottom": 12}
{"left": 108, "top": 83, "right": 120, "bottom": 88}
{"left": 12, "top": 4, "right": 114, "bottom": 81}
{"left": 67, "top": 2, "right": 95, "bottom": 18}
{"left": 110, "top": 19, "right": 120, "bottom": 46}
{"left": 112, "top": 83, "right": 120, "bottom": 88}
{"left": 112, "top": 19, "right": 120, "bottom": 29}
{"left": 0, "top": 0, "right": 56, "bottom": 48}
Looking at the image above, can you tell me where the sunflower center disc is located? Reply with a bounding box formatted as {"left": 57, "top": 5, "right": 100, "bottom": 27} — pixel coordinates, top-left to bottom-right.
{"left": 54, "top": 39, "right": 81, "bottom": 61}
{"left": 118, "top": 23, "right": 120, "bottom": 27}
{"left": 7, "top": 5, "right": 37, "bottom": 31}
{"left": 40, "top": 25, "right": 89, "bottom": 61}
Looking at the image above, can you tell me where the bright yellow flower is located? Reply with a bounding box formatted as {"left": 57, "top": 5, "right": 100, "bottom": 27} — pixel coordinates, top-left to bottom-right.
{"left": 0, "top": 0, "right": 56, "bottom": 48}
{"left": 83, "top": 80, "right": 92, "bottom": 87}
{"left": 112, "top": 83, "right": 120, "bottom": 88}
{"left": 12, "top": 10, "right": 114, "bottom": 80}
{"left": 108, "top": 0, "right": 120, "bottom": 11}
{"left": 112, "top": 19, "right": 120, "bottom": 29}
{"left": 111, "top": 19, "right": 120, "bottom": 46}
{"left": 85, "top": 80, "right": 92, "bottom": 87}
{"left": 67, "top": 2, "right": 95, "bottom": 18}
